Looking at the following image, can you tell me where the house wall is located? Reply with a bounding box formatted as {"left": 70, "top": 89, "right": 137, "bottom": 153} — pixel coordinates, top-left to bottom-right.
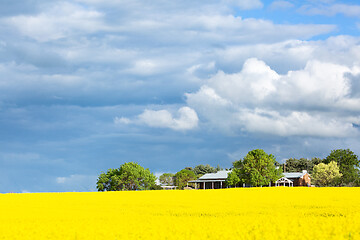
{"left": 299, "top": 173, "right": 311, "bottom": 186}
{"left": 290, "top": 173, "right": 311, "bottom": 186}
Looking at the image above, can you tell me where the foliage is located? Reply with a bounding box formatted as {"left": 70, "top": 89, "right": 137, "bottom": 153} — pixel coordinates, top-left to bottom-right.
{"left": 174, "top": 169, "right": 196, "bottom": 189}
{"left": 323, "top": 149, "right": 360, "bottom": 186}
{"left": 230, "top": 149, "right": 283, "bottom": 187}
{"left": 215, "top": 164, "right": 222, "bottom": 172}
{"left": 225, "top": 169, "right": 240, "bottom": 187}
{"left": 193, "top": 164, "right": 217, "bottom": 176}
{"left": 312, "top": 161, "right": 342, "bottom": 187}
{"left": 96, "top": 162, "right": 156, "bottom": 191}
{"left": 159, "top": 173, "right": 175, "bottom": 186}
{"left": 279, "top": 157, "right": 323, "bottom": 174}
{"left": 150, "top": 184, "right": 163, "bottom": 190}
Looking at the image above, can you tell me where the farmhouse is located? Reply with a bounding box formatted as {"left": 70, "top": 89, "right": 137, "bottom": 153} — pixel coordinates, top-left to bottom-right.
{"left": 276, "top": 170, "right": 311, "bottom": 187}
{"left": 188, "top": 170, "right": 231, "bottom": 189}
{"left": 188, "top": 169, "right": 311, "bottom": 189}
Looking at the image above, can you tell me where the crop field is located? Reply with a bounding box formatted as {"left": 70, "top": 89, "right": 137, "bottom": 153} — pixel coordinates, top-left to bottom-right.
{"left": 0, "top": 188, "right": 359, "bottom": 239}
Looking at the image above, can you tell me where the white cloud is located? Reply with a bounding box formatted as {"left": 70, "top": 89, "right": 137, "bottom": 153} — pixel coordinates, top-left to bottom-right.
{"left": 185, "top": 58, "right": 360, "bottom": 137}
{"left": 208, "top": 58, "right": 280, "bottom": 103}
{"left": 238, "top": 109, "right": 355, "bottom": 137}
{"left": 4, "top": 0, "right": 334, "bottom": 45}
{"left": 126, "top": 59, "right": 162, "bottom": 76}
{"left": 5, "top": 2, "right": 107, "bottom": 42}
{"left": 138, "top": 107, "right": 198, "bottom": 131}
{"left": 114, "top": 117, "right": 131, "bottom": 124}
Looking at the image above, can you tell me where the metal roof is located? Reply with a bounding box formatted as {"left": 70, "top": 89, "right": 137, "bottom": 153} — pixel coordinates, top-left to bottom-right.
{"left": 198, "top": 170, "right": 231, "bottom": 180}
{"left": 188, "top": 179, "right": 226, "bottom": 183}
{"left": 284, "top": 172, "right": 306, "bottom": 179}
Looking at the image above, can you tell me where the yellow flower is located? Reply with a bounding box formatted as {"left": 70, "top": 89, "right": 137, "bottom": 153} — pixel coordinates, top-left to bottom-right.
{"left": 0, "top": 188, "right": 359, "bottom": 239}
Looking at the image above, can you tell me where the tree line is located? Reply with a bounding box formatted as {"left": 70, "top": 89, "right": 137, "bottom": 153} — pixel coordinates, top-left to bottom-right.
{"left": 96, "top": 148, "right": 360, "bottom": 191}
{"left": 279, "top": 149, "right": 360, "bottom": 187}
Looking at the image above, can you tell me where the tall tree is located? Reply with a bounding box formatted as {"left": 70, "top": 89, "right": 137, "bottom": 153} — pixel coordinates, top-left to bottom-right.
{"left": 279, "top": 157, "right": 324, "bottom": 174}
{"left": 96, "top": 162, "right": 156, "bottom": 191}
{"left": 323, "top": 149, "right": 360, "bottom": 186}
{"left": 225, "top": 169, "right": 240, "bottom": 187}
{"left": 174, "top": 169, "right": 196, "bottom": 189}
{"left": 229, "top": 149, "right": 283, "bottom": 187}
{"left": 193, "top": 164, "right": 217, "bottom": 176}
{"left": 159, "top": 173, "right": 175, "bottom": 186}
{"left": 312, "top": 161, "right": 342, "bottom": 187}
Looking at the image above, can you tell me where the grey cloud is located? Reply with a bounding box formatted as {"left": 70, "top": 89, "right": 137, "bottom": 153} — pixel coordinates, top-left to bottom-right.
{"left": 0, "top": 0, "right": 337, "bottom": 109}
{"left": 348, "top": 73, "right": 360, "bottom": 98}
{"left": 299, "top": 3, "right": 360, "bottom": 17}
{"left": 0, "top": 0, "right": 46, "bottom": 16}
{"left": 269, "top": 1, "right": 295, "bottom": 10}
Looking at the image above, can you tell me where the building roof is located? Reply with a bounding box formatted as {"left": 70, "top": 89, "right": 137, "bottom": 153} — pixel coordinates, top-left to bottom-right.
{"left": 284, "top": 170, "right": 308, "bottom": 179}
{"left": 198, "top": 170, "right": 231, "bottom": 180}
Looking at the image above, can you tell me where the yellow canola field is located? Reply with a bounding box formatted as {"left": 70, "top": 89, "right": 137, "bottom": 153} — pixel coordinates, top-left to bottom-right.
{"left": 0, "top": 187, "right": 360, "bottom": 240}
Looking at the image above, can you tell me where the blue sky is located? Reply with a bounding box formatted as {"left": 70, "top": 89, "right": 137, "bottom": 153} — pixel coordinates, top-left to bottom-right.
{"left": 1, "top": 0, "right": 360, "bottom": 192}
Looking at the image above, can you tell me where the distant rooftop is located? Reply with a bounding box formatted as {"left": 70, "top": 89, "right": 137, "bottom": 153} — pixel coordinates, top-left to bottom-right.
{"left": 190, "top": 170, "right": 308, "bottom": 182}
{"left": 198, "top": 170, "right": 231, "bottom": 180}
{"left": 284, "top": 170, "right": 308, "bottom": 179}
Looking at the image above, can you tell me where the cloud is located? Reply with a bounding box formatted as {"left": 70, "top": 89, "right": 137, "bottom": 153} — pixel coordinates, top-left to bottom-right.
{"left": 269, "top": 1, "right": 295, "bottom": 10}
{"left": 114, "top": 117, "right": 131, "bottom": 124}
{"left": 0, "top": 0, "right": 44, "bottom": 16}
{"left": 185, "top": 58, "right": 360, "bottom": 137}
{"left": 1, "top": 0, "right": 360, "bottom": 193}
{"left": 299, "top": 3, "right": 360, "bottom": 17}
{"left": 5, "top": 2, "right": 107, "bottom": 42}
{"left": 229, "top": 0, "right": 263, "bottom": 10}
{"left": 138, "top": 107, "right": 199, "bottom": 131}
{"left": 0, "top": 0, "right": 337, "bottom": 108}
{"left": 238, "top": 109, "right": 355, "bottom": 137}
{"left": 56, "top": 174, "right": 97, "bottom": 191}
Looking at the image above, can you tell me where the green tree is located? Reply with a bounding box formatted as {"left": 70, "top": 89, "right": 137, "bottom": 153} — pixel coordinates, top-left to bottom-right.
{"left": 215, "top": 164, "right": 223, "bottom": 172}
{"left": 225, "top": 169, "right": 240, "bottom": 187}
{"left": 231, "top": 149, "right": 283, "bottom": 187}
{"left": 174, "top": 169, "right": 196, "bottom": 189}
{"left": 311, "top": 157, "right": 323, "bottom": 166}
{"left": 323, "top": 149, "right": 360, "bottom": 186}
{"left": 312, "top": 161, "right": 342, "bottom": 187}
{"left": 96, "top": 162, "right": 156, "bottom": 191}
{"left": 281, "top": 158, "right": 301, "bottom": 172}
{"left": 279, "top": 157, "right": 324, "bottom": 174}
{"left": 159, "top": 173, "right": 175, "bottom": 186}
{"left": 193, "top": 164, "right": 217, "bottom": 177}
